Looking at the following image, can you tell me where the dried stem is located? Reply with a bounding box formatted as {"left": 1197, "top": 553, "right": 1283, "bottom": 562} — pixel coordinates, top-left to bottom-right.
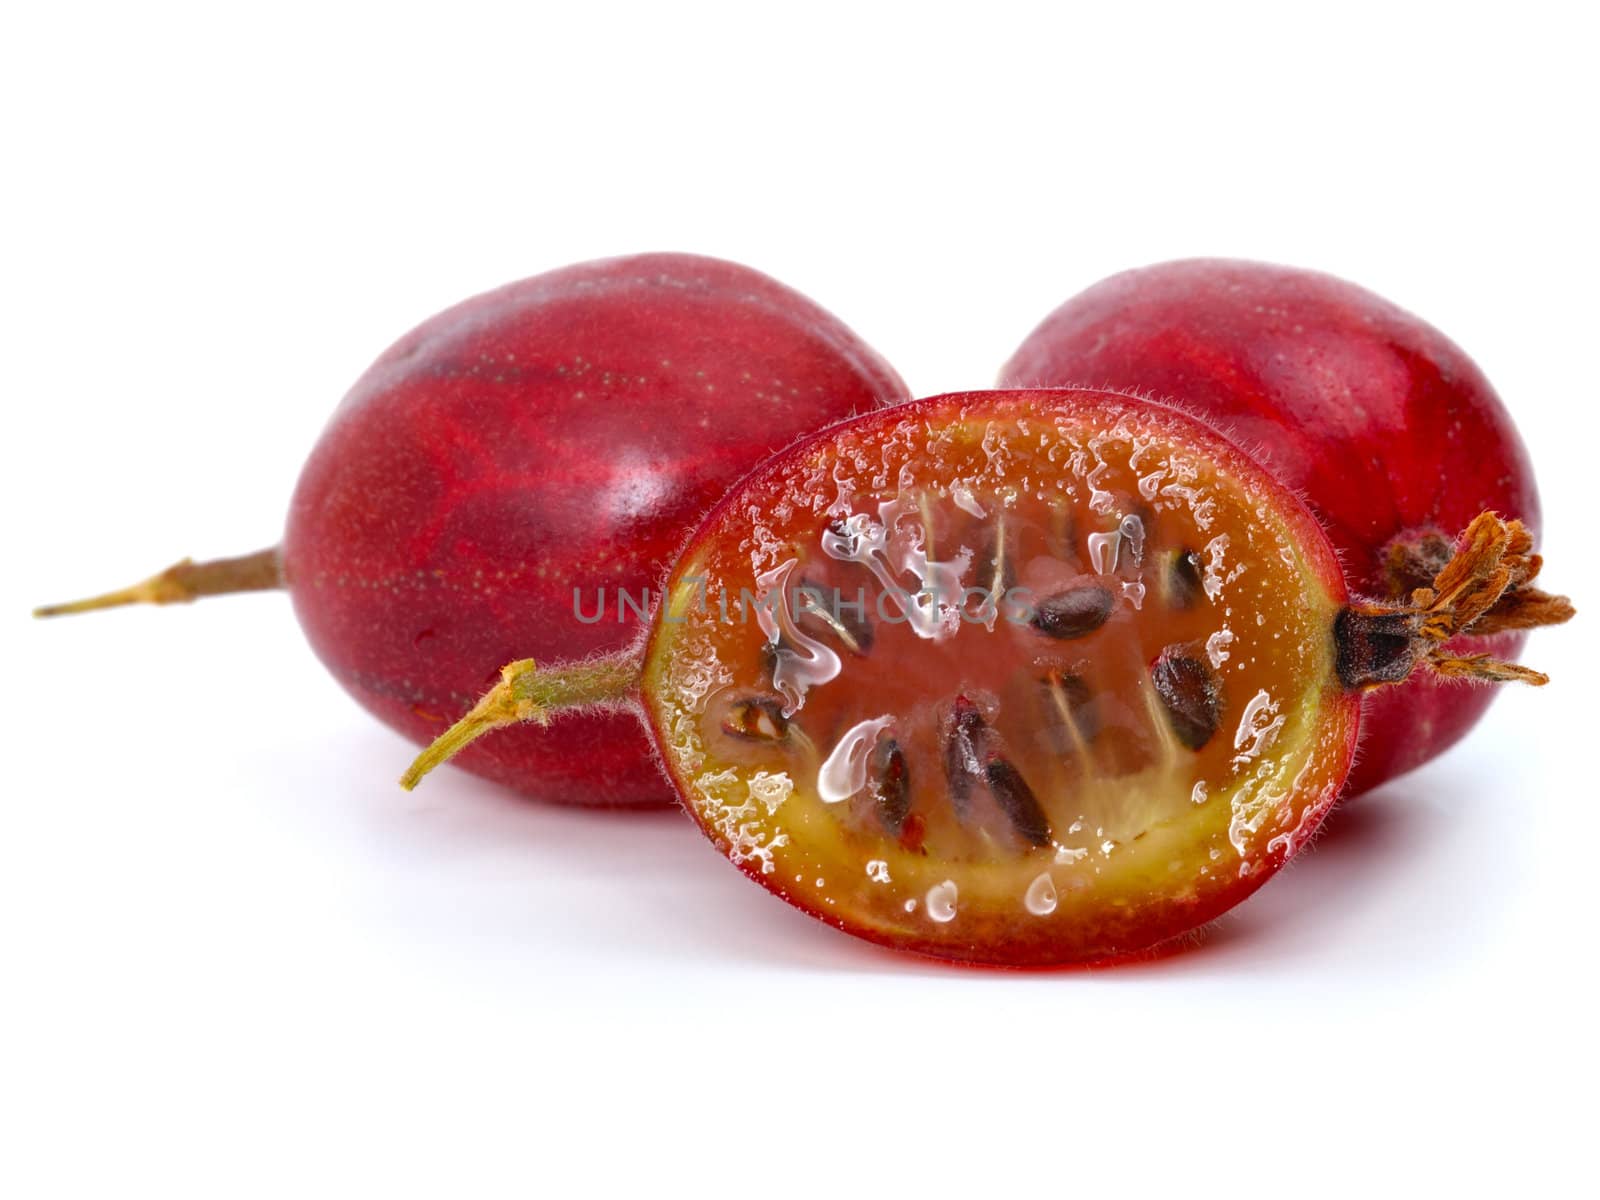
{"left": 34, "top": 548, "right": 282, "bottom": 617}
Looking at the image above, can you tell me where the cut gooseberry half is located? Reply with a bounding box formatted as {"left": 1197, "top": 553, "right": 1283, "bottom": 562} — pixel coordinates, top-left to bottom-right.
{"left": 642, "top": 389, "right": 1362, "bottom": 964}
{"left": 403, "top": 389, "right": 1560, "bottom": 966}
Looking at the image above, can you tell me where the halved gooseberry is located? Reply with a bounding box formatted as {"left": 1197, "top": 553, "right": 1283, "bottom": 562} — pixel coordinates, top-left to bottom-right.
{"left": 642, "top": 389, "right": 1362, "bottom": 964}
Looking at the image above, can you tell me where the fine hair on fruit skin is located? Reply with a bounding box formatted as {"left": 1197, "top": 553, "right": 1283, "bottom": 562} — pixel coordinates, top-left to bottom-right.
{"left": 403, "top": 388, "right": 1566, "bottom": 966}
{"left": 1000, "top": 258, "right": 1575, "bottom": 796}
{"left": 34, "top": 252, "right": 910, "bottom": 806}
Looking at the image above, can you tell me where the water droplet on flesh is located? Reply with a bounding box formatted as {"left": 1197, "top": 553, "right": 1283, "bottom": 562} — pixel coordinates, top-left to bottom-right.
{"left": 1024, "top": 872, "right": 1058, "bottom": 916}
{"left": 816, "top": 714, "right": 895, "bottom": 802}
{"left": 925, "top": 880, "right": 959, "bottom": 923}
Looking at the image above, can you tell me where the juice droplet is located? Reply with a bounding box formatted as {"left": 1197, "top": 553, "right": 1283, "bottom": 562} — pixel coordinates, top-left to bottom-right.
{"left": 1087, "top": 529, "right": 1121, "bottom": 574}
{"left": 925, "top": 880, "right": 959, "bottom": 922}
{"left": 1231, "top": 690, "right": 1285, "bottom": 765}
{"left": 1202, "top": 534, "right": 1230, "bottom": 602}
{"left": 752, "top": 557, "right": 842, "bottom": 714}
{"left": 821, "top": 504, "right": 970, "bottom": 640}
{"left": 1118, "top": 514, "right": 1145, "bottom": 563}
{"left": 1206, "top": 627, "right": 1234, "bottom": 668}
{"left": 950, "top": 483, "right": 987, "bottom": 518}
{"left": 1024, "top": 872, "right": 1058, "bottom": 916}
{"left": 816, "top": 714, "right": 895, "bottom": 802}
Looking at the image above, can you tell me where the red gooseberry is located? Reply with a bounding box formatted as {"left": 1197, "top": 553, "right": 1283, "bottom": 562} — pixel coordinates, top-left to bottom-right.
{"left": 999, "top": 259, "right": 1573, "bottom": 795}
{"left": 35, "top": 253, "right": 908, "bottom": 806}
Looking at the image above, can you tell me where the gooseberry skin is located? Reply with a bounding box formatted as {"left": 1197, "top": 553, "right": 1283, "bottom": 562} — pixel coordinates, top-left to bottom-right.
{"left": 1001, "top": 260, "right": 1540, "bottom": 795}
{"left": 640, "top": 389, "right": 1362, "bottom": 966}
{"left": 284, "top": 253, "right": 908, "bottom": 806}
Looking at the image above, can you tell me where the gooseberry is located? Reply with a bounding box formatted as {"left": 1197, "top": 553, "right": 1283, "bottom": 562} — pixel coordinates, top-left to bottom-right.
{"left": 36, "top": 253, "right": 908, "bottom": 805}
{"left": 1000, "top": 259, "right": 1573, "bottom": 794}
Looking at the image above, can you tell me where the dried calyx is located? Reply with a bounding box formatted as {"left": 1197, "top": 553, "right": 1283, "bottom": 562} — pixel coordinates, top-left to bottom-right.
{"left": 1336, "top": 511, "right": 1575, "bottom": 690}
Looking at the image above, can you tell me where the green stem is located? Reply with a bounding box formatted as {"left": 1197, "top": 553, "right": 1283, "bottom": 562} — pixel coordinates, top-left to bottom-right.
{"left": 399, "top": 652, "right": 643, "bottom": 791}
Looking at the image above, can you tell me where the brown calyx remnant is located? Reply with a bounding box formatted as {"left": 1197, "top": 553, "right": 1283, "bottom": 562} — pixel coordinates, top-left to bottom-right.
{"left": 1337, "top": 511, "right": 1575, "bottom": 690}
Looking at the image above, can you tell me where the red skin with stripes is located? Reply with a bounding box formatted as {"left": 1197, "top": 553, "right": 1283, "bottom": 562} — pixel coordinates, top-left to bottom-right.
{"left": 1001, "top": 259, "right": 1540, "bottom": 796}
{"left": 284, "top": 254, "right": 908, "bottom": 806}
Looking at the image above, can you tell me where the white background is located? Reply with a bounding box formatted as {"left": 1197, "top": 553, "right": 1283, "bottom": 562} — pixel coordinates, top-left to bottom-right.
{"left": 4, "top": 3, "right": 1596, "bottom": 1196}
